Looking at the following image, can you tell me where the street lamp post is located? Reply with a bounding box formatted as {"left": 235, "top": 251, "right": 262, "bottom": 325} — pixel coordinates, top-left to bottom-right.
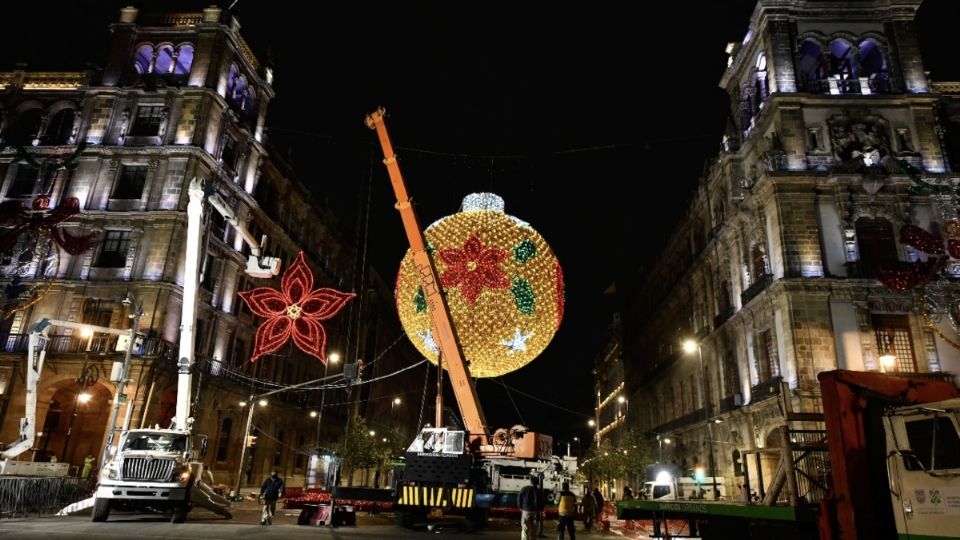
{"left": 657, "top": 434, "right": 671, "bottom": 463}
{"left": 233, "top": 367, "right": 342, "bottom": 498}
{"left": 315, "top": 352, "right": 340, "bottom": 448}
{"left": 683, "top": 339, "right": 718, "bottom": 500}
{"left": 99, "top": 294, "right": 142, "bottom": 468}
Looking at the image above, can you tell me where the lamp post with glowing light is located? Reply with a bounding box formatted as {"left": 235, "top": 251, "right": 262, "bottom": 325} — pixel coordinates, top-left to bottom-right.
{"left": 683, "top": 338, "right": 718, "bottom": 500}
{"left": 588, "top": 418, "right": 597, "bottom": 447}
{"left": 657, "top": 434, "right": 671, "bottom": 463}
{"left": 315, "top": 352, "right": 340, "bottom": 448}
{"left": 234, "top": 366, "right": 341, "bottom": 498}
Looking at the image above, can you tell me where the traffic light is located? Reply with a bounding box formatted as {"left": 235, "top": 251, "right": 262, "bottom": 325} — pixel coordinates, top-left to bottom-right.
{"left": 245, "top": 435, "right": 258, "bottom": 448}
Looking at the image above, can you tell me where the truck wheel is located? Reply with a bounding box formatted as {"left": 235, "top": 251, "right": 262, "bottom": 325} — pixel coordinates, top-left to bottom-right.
{"left": 171, "top": 503, "right": 188, "bottom": 523}
{"left": 91, "top": 498, "right": 110, "bottom": 522}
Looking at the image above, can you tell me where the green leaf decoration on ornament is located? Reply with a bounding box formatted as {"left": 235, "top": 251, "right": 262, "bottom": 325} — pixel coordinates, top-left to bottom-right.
{"left": 511, "top": 276, "right": 535, "bottom": 315}
{"left": 513, "top": 239, "right": 537, "bottom": 263}
{"left": 414, "top": 286, "right": 427, "bottom": 313}
{"left": 426, "top": 240, "right": 436, "bottom": 255}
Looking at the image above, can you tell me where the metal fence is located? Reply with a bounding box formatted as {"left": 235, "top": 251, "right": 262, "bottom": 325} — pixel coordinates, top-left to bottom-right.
{"left": 0, "top": 476, "right": 93, "bottom": 518}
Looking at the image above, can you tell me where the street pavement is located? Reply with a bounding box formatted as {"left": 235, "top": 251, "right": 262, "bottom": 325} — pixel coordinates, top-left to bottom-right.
{"left": 0, "top": 499, "right": 618, "bottom": 539}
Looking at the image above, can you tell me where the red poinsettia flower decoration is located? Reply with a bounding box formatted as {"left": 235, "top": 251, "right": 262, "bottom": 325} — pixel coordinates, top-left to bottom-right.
{"left": 439, "top": 234, "right": 509, "bottom": 304}
{"left": 238, "top": 251, "right": 355, "bottom": 364}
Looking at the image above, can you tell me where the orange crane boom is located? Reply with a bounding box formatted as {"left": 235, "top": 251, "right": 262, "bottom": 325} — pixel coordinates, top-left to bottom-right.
{"left": 365, "top": 107, "right": 489, "bottom": 446}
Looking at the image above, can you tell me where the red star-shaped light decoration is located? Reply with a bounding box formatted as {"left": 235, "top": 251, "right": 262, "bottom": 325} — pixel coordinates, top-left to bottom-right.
{"left": 238, "top": 251, "right": 355, "bottom": 364}
{"left": 439, "top": 234, "right": 509, "bottom": 304}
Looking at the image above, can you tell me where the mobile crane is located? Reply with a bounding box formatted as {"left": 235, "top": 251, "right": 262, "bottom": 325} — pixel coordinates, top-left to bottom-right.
{"left": 616, "top": 369, "right": 960, "bottom": 540}
{"left": 365, "top": 108, "right": 572, "bottom": 529}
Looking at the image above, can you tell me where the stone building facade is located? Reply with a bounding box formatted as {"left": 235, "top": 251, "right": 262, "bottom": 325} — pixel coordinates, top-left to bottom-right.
{"left": 0, "top": 6, "right": 420, "bottom": 491}
{"left": 622, "top": 0, "right": 960, "bottom": 496}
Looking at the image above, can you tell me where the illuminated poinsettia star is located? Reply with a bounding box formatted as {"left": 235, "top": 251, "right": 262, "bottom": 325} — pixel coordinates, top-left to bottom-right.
{"left": 500, "top": 327, "right": 534, "bottom": 355}
{"left": 238, "top": 251, "right": 355, "bottom": 364}
{"left": 439, "top": 234, "right": 509, "bottom": 304}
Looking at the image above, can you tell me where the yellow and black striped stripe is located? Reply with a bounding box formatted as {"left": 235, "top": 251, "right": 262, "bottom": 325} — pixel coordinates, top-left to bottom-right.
{"left": 397, "top": 486, "right": 475, "bottom": 508}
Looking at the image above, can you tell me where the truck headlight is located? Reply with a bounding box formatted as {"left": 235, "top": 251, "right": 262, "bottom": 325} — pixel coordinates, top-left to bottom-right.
{"left": 177, "top": 467, "right": 191, "bottom": 485}
{"left": 100, "top": 464, "right": 119, "bottom": 481}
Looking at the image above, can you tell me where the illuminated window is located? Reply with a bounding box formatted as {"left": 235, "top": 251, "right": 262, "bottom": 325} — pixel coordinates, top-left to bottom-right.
{"left": 872, "top": 315, "right": 917, "bottom": 372}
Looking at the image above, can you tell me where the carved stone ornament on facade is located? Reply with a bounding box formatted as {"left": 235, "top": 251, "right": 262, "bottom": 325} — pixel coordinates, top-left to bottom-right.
{"left": 828, "top": 113, "right": 902, "bottom": 174}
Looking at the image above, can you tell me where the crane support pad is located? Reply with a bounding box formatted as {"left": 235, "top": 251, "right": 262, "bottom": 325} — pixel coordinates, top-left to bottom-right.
{"left": 617, "top": 499, "right": 812, "bottom": 522}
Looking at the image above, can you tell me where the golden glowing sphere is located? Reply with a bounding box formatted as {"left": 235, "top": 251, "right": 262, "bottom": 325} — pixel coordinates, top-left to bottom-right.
{"left": 396, "top": 193, "right": 565, "bottom": 377}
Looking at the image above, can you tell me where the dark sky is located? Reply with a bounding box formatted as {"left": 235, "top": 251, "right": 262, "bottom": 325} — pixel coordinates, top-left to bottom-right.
{"left": 3, "top": 1, "right": 959, "bottom": 445}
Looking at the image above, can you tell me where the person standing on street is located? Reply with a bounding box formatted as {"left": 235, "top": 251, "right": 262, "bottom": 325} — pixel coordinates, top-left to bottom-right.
{"left": 580, "top": 484, "right": 597, "bottom": 531}
{"left": 258, "top": 470, "right": 284, "bottom": 525}
{"left": 557, "top": 482, "right": 577, "bottom": 540}
{"left": 518, "top": 476, "right": 541, "bottom": 540}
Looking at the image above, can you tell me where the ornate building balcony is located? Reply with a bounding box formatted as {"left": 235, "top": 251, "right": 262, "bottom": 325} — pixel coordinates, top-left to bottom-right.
{"left": 714, "top": 306, "right": 735, "bottom": 328}
{"left": 740, "top": 273, "right": 773, "bottom": 305}
{"left": 750, "top": 376, "right": 782, "bottom": 404}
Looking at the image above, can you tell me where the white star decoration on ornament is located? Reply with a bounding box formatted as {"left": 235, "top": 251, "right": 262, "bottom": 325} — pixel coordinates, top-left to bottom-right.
{"left": 418, "top": 330, "right": 439, "bottom": 354}
{"left": 500, "top": 328, "right": 534, "bottom": 355}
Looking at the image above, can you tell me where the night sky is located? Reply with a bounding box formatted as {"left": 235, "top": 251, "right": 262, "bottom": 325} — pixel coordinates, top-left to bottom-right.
{"left": 3, "top": 1, "right": 959, "bottom": 446}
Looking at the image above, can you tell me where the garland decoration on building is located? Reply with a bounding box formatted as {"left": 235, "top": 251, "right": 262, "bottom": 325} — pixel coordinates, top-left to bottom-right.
{"left": 2, "top": 142, "right": 87, "bottom": 172}
{"left": 0, "top": 194, "right": 96, "bottom": 318}
{"left": 0, "top": 231, "right": 59, "bottom": 319}
{"left": 395, "top": 193, "right": 565, "bottom": 378}
{"left": 238, "top": 251, "right": 355, "bottom": 364}
{"left": 875, "top": 163, "right": 960, "bottom": 350}
{"left": 0, "top": 195, "right": 96, "bottom": 255}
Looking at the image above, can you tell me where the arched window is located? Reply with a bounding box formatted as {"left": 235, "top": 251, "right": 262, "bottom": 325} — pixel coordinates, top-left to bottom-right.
{"left": 242, "top": 85, "right": 256, "bottom": 113}
{"left": 174, "top": 44, "right": 194, "bottom": 75}
{"left": 154, "top": 45, "right": 175, "bottom": 74}
{"left": 46, "top": 108, "right": 75, "bottom": 145}
{"left": 232, "top": 75, "right": 247, "bottom": 103}
{"left": 797, "top": 40, "right": 826, "bottom": 92}
{"left": 216, "top": 418, "right": 232, "bottom": 461}
{"left": 755, "top": 53, "right": 769, "bottom": 103}
{"left": 855, "top": 217, "right": 897, "bottom": 277}
{"left": 226, "top": 64, "right": 238, "bottom": 98}
{"left": 7, "top": 108, "right": 43, "bottom": 146}
{"left": 828, "top": 39, "right": 858, "bottom": 93}
{"left": 859, "top": 39, "right": 889, "bottom": 93}
{"left": 133, "top": 44, "right": 154, "bottom": 74}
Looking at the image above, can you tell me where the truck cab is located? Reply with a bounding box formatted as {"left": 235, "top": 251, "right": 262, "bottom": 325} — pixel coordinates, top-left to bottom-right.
{"left": 93, "top": 428, "right": 210, "bottom": 523}
{"left": 885, "top": 397, "right": 960, "bottom": 539}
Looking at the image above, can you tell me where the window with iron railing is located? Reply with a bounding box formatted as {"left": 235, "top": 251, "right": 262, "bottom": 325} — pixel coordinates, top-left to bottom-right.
{"left": 757, "top": 329, "right": 779, "bottom": 381}
{"left": 129, "top": 105, "right": 164, "bottom": 137}
{"left": 95, "top": 230, "right": 131, "bottom": 268}
{"left": 7, "top": 165, "right": 39, "bottom": 198}
{"left": 873, "top": 314, "right": 917, "bottom": 372}
{"left": 112, "top": 165, "right": 148, "bottom": 200}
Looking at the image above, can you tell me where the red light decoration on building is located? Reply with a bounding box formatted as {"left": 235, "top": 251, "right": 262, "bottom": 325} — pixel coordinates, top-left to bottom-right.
{"left": 238, "top": 252, "right": 355, "bottom": 364}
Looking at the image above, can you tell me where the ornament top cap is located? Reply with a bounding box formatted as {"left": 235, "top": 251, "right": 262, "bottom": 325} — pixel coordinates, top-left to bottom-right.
{"left": 461, "top": 193, "right": 504, "bottom": 213}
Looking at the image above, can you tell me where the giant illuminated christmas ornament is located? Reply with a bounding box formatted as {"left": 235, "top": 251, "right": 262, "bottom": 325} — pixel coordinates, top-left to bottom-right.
{"left": 238, "top": 251, "right": 355, "bottom": 363}
{"left": 395, "top": 193, "right": 565, "bottom": 378}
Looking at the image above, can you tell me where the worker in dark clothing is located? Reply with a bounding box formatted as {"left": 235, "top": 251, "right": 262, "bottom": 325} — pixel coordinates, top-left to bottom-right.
{"left": 518, "top": 476, "right": 541, "bottom": 540}
{"left": 259, "top": 471, "right": 284, "bottom": 525}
